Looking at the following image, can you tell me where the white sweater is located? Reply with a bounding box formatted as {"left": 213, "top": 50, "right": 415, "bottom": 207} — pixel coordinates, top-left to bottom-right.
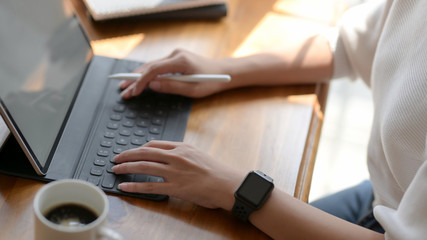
{"left": 330, "top": 0, "right": 427, "bottom": 239}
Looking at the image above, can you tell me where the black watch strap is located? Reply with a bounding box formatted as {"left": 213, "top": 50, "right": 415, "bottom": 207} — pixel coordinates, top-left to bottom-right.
{"left": 231, "top": 200, "right": 254, "bottom": 222}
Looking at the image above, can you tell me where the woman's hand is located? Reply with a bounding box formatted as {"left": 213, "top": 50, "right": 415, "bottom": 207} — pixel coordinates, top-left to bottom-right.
{"left": 112, "top": 140, "right": 245, "bottom": 210}
{"left": 120, "top": 34, "right": 334, "bottom": 99}
{"left": 120, "top": 49, "right": 231, "bottom": 99}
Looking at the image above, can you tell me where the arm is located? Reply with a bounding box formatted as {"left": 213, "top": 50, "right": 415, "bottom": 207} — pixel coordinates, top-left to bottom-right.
{"left": 112, "top": 141, "right": 383, "bottom": 240}
{"left": 220, "top": 34, "right": 333, "bottom": 89}
{"left": 249, "top": 188, "right": 383, "bottom": 240}
{"left": 120, "top": 34, "right": 333, "bottom": 99}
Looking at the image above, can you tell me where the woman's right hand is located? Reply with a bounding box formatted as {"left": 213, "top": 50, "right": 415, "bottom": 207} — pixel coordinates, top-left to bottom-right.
{"left": 112, "top": 140, "right": 245, "bottom": 211}
{"left": 120, "top": 49, "right": 231, "bottom": 99}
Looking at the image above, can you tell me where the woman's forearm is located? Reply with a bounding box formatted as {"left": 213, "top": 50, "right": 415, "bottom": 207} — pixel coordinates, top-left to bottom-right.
{"left": 220, "top": 34, "right": 334, "bottom": 90}
{"left": 248, "top": 189, "right": 384, "bottom": 240}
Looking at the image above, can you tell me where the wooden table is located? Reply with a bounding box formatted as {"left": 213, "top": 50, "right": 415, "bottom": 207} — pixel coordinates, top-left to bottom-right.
{"left": 0, "top": 0, "right": 345, "bottom": 239}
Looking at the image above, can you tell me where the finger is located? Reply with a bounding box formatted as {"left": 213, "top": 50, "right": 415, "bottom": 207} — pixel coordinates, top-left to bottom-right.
{"left": 132, "top": 59, "right": 193, "bottom": 97}
{"left": 112, "top": 161, "right": 167, "bottom": 176}
{"left": 119, "top": 80, "right": 134, "bottom": 90}
{"left": 143, "top": 140, "right": 180, "bottom": 150}
{"left": 149, "top": 79, "right": 196, "bottom": 94}
{"left": 131, "top": 71, "right": 157, "bottom": 97}
{"left": 117, "top": 63, "right": 158, "bottom": 99}
{"left": 117, "top": 181, "right": 172, "bottom": 196}
{"left": 113, "top": 145, "right": 175, "bottom": 164}
{"left": 120, "top": 81, "right": 137, "bottom": 99}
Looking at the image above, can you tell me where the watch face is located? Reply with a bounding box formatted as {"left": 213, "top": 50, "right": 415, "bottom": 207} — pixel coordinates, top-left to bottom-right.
{"left": 236, "top": 172, "right": 274, "bottom": 208}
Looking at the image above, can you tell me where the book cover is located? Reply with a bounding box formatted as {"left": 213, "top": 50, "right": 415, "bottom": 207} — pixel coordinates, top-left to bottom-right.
{"left": 83, "top": 0, "right": 228, "bottom": 21}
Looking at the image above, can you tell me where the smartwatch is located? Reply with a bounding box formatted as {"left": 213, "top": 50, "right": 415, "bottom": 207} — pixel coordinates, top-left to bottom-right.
{"left": 232, "top": 170, "right": 274, "bottom": 221}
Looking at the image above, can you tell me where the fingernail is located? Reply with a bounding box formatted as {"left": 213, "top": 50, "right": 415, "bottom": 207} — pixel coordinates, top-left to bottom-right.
{"left": 149, "top": 81, "right": 161, "bottom": 91}
{"left": 119, "top": 80, "right": 127, "bottom": 89}
{"left": 117, "top": 183, "right": 127, "bottom": 191}
{"left": 121, "top": 90, "right": 130, "bottom": 99}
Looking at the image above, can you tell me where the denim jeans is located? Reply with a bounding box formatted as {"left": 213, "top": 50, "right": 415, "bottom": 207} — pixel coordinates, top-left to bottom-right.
{"left": 310, "top": 180, "right": 384, "bottom": 233}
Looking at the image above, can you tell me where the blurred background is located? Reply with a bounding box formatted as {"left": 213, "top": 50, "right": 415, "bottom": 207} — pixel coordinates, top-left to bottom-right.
{"left": 310, "top": 77, "right": 373, "bottom": 201}
{"left": 309, "top": 0, "right": 373, "bottom": 202}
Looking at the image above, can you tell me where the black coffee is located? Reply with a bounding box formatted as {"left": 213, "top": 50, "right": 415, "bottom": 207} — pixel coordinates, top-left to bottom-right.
{"left": 44, "top": 203, "right": 98, "bottom": 227}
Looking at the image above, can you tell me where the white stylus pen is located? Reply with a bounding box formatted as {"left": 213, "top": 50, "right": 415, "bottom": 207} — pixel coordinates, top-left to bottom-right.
{"left": 108, "top": 73, "right": 231, "bottom": 82}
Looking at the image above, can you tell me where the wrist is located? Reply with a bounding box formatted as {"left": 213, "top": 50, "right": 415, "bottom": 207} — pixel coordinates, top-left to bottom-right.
{"left": 217, "top": 57, "right": 252, "bottom": 90}
{"left": 216, "top": 171, "right": 246, "bottom": 211}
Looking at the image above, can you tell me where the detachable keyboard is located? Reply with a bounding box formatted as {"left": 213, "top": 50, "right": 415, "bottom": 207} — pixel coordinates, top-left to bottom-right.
{"left": 76, "top": 59, "right": 192, "bottom": 200}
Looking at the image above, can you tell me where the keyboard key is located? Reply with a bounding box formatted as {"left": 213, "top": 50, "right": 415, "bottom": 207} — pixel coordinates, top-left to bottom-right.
{"left": 154, "top": 109, "right": 166, "bottom": 116}
{"left": 143, "top": 103, "right": 152, "bottom": 109}
{"left": 119, "top": 129, "right": 131, "bottom": 136}
{"left": 149, "top": 126, "right": 161, "bottom": 134}
{"left": 131, "top": 138, "right": 144, "bottom": 146}
{"left": 87, "top": 176, "right": 100, "bottom": 186}
{"left": 122, "top": 120, "right": 135, "bottom": 128}
{"left": 116, "top": 174, "right": 134, "bottom": 184}
{"left": 139, "top": 111, "right": 150, "bottom": 118}
{"left": 113, "top": 146, "right": 127, "bottom": 154}
{"left": 148, "top": 176, "right": 164, "bottom": 182}
{"left": 152, "top": 118, "right": 163, "bottom": 125}
{"left": 125, "top": 111, "right": 137, "bottom": 119}
{"left": 104, "top": 131, "right": 115, "bottom": 139}
{"left": 106, "top": 164, "right": 115, "bottom": 174}
{"left": 170, "top": 102, "right": 184, "bottom": 110}
{"left": 94, "top": 158, "right": 107, "bottom": 166}
{"left": 136, "top": 120, "right": 149, "bottom": 128}
{"left": 90, "top": 167, "right": 103, "bottom": 176}
{"left": 113, "top": 104, "right": 126, "bottom": 113}
{"left": 110, "top": 114, "right": 122, "bottom": 121}
{"left": 134, "top": 174, "right": 149, "bottom": 182}
{"left": 127, "top": 102, "right": 138, "bottom": 110}
{"left": 100, "top": 140, "right": 113, "bottom": 148}
{"left": 116, "top": 137, "right": 129, "bottom": 145}
{"left": 97, "top": 149, "right": 110, "bottom": 157}
{"left": 116, "top": 95, "right": 125, "bottom": 103}
{"left": 147, "top": 135, "right": 160, "bottom": 141}
{"left": 107, "top": 122, "right": 119, "bottom": 130}
{"left": 134, "top": 129, "right": 145, "bottom": 137}
{"left": 102, "top": 173, "right": 116, "bottom": 189}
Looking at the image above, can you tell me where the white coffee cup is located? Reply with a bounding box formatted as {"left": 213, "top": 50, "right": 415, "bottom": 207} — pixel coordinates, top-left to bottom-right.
{"left": 33, "top": 179, "right": 122, "bottom": 240}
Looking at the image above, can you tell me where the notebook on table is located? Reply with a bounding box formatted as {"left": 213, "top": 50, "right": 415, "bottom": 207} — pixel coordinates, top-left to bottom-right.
{"left": 0, "top": 0, "right": 192, "bottom": 201}
{"left": 83, "top": 0, "right": 228, "bottom": 21}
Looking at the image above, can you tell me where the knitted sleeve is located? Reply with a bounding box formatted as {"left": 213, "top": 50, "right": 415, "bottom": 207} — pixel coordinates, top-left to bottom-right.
{"left": 374, "top": 156, "right": 427, "bottom": 240}
{"left": 328, "top": 0, "right": 389, "bottom": 84}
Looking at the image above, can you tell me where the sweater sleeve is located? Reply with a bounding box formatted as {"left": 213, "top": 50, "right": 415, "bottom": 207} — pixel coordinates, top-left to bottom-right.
{"left": 329, "top": 0, "right": 389, "bottom": 84}
{"left": 374, "top": 156, "right": 427, "bottom": 240}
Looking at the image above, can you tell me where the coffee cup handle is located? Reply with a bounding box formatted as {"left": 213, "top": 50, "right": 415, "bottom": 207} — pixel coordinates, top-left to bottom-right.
{"left": 98, "top": 227, "right": 123, "bottom": 240}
